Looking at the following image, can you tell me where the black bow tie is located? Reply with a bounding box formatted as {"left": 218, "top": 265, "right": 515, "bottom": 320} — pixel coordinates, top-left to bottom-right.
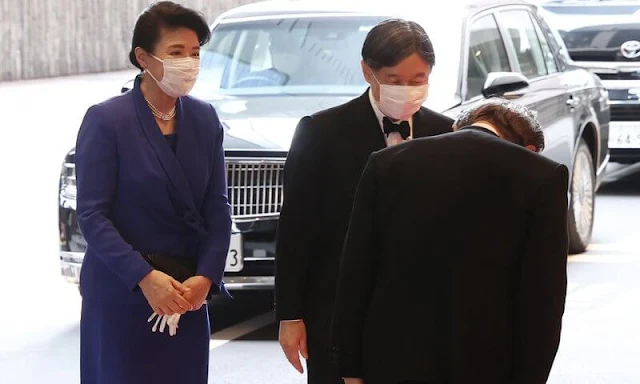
{"left": 383, "top": 117, "right": 411, "bottom": 140}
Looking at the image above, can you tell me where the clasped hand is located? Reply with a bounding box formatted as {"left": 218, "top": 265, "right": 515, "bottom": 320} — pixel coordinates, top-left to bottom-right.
{"left": 139, "top": 271, "right": 212, "bottom": 336}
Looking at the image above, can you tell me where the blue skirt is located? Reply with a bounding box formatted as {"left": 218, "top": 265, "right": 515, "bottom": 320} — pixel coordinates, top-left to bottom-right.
{"left": 80, "top": 299, "right": 210, "bottom": 384}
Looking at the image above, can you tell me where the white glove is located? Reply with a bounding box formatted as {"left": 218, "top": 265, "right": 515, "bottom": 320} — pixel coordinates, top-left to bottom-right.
{"left": 166, "top": 313, "right": 181, "bottom": 336}
{"left": 147, "top": 312, "right": 181, "bottom": 336}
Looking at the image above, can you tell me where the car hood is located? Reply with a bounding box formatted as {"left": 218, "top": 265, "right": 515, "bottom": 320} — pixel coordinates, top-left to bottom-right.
{"left": 209, "top": 91, "right": 459, "bottom": 152}
{"left": 66, "top": 92, "right": 458, "bottom": 157}
{"left": 210, "top": 94, "right": 355, "bottom": 152}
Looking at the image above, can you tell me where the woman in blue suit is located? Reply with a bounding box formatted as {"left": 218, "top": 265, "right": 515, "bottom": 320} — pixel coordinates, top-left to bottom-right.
{"left": 75, "top": 2, "right": 231, "bottom": 383}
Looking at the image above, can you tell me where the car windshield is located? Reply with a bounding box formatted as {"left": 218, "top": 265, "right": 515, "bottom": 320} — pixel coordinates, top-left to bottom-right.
{"left": 193, "top": 16, "right": 387, "bottom": 97}
{"left": 541, "top": 1, "right": 640, "bottom": 30}
{"left": 539, "top": 1, "right": 640, "bottom": 56}
{"left": 543, "top": 0, "right": 640, "bottom": 15}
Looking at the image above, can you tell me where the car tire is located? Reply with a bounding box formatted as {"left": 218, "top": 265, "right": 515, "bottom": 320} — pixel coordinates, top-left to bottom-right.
{"left": 568, "top": 139, "right": 595, "bottom": 254}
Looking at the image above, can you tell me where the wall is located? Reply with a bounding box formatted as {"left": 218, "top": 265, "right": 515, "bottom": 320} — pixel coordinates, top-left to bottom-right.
{"left": 0, "top": 0, "right": 258, "bottom": 81}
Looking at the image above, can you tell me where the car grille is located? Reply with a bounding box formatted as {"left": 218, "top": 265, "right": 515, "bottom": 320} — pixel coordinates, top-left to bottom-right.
{"left": 60, "top": 154, "right": 287, "bottom": 221}
{"left": 569, "top": 51, "right": 640, "bottom": 63}
{"left": 226, "top": 158, "right": 285, "bottom": 221}
{"left": 610, "top": 104, "right": 640, "bottom": 122}
{"left": 565, "top": 28, "right": 640, "bottom": 62}
{"left": 597, "top": 72, "right": 640, "bottom": 81}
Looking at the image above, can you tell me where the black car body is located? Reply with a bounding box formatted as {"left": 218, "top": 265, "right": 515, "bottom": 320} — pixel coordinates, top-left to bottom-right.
{"left": 541, "top": 0, "right": 640, "bottom": 163}
{"left": 59, "top": 0, "right": 610, "bottom": 293}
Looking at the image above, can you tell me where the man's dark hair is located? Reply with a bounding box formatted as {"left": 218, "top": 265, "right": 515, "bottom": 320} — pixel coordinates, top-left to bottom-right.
{"left": 129, "top": 1, "right": 211, "bottom": 70}
{"left": 362, "top": 18, "right": 435, "bottom": 70}
{"left": 453, "top": 100, "right": 546, "bottom": 152}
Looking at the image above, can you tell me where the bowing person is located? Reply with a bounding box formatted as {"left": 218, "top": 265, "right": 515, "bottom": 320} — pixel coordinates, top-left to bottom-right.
{"left": 275, "top": 18, "right": 453, "bottom": 383}
{"left": 75, "top": 2, "right": 231, "bottom": 383}
{"left": 332, "top": 101, "right": 569, "bottom": 384}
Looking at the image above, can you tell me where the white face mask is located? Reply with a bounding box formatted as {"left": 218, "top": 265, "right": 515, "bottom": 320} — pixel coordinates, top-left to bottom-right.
{"left": 371, "top": 71, "right": 429, "bottom": 121}
{"left": 147, "top": 54, "right": 200, "bottom": 98}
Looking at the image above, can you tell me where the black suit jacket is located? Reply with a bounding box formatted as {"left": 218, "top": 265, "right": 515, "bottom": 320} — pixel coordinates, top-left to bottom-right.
{"left": 275, "top": 91, "right": 453, "bottom": 330}
{"left": 332, "top": 127, "right": 569, "bottom": 384}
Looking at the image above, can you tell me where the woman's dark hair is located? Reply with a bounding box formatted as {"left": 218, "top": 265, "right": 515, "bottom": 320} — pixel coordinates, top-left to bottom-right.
{"left": 453, "top": 100, "right": 546, "bottom": 152}
{"left": 128, "top": 1, "right": 211, "bottom": 70}
{"left": 362, "top": 18, "right": 435, "bottom": 70}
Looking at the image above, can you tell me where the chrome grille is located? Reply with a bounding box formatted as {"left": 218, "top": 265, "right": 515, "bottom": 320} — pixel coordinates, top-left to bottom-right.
{"left": 610, "top": 104, "right": 640, "bottom": 122}
{"left": 226, "top": 158, "right": 285, "bottom": 221}
{"left": 597, "top": 72, "right": 640, "bottom": 81}
{"left": 59, "top": 160, "right": 77, "bottom": 210}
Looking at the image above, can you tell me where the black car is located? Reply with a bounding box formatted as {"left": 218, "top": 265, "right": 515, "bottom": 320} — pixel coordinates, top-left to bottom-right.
{"left": 59, "top": 0, "right": 610, "bottom": 294}
{"left": 541, "top": 0, "right": 640, "bottom": 163}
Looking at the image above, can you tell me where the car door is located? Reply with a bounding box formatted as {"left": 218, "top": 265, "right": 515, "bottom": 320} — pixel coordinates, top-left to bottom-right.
{"left": 460, "top": 13, "right": 512, "bottom": 102}
{"left": 534, "top": 8, "right": 610, "bottom": 174}
{"left": 445, "top": 11, "right": 512, "bottom": 120}
{"left": 494, "top": 7, "right": 575, "bottom": 168}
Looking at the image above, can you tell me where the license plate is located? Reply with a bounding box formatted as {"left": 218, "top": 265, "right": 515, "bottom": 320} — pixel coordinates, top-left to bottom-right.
{"left": 225, "top": 233, "right": 244, "bottom": 272}
{"left": 609, "top": 122, "right": 640, "bottom": 148}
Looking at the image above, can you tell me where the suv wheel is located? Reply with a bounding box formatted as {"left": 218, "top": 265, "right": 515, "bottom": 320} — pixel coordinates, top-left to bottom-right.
{"left": 568, "top": 140, "right": 595, "bottom": 254}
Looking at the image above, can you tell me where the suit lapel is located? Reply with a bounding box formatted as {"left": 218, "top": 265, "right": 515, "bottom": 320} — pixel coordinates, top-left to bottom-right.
{"left": 133, "top": 79, "right": 197, "bottom": 213}
{"left": 345, "top": 90, "right": 386, "bottom": 167}
{"left": 412, "top": 108, "right": 428, "bottom": 138}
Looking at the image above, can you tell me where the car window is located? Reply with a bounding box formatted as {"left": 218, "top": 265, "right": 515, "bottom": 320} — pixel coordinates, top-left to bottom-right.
{"left": 531, "top": 13, "right": 558, "bottom": 74}
{"left": 196, "top": 17, "right": 386, "bottom": 96}
{"left": 535, "top": 9, "right": 570, "bottom": 66}
{"left": 466, "top": 14, "right": 511, "bottom": 100}
{"left": 499, "top": 10, "right": 548, "bottom": 78}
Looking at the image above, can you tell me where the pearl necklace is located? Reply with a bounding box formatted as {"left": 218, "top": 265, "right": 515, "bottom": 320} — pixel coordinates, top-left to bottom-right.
{"left": 144, "top": 97, "right": 176, "bottom": 121}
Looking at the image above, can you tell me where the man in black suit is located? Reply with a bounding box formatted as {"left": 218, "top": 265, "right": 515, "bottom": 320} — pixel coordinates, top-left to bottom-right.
{"left": 332, "top": 101, "right": 569, "bottom": 384}
{"left": 275, "top": 19, "right": 453, "bottom": 383}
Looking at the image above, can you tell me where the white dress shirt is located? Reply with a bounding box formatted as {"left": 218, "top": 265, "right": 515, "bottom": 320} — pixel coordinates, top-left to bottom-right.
{"left": 368, "top": 89, "right": 413, "bottom": 147}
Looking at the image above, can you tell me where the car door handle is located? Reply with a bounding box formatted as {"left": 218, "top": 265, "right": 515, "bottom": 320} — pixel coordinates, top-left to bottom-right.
{"left": 566, "top": 96, "right": 580, "bottom": 108}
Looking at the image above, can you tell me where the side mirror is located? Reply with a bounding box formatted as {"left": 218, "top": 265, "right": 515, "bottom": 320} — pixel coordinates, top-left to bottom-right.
{"left": 482, "top": 72, "right": 529, "bottom": 98}
{"left": 121, "top": 79, "right": 134, "bottom": 94}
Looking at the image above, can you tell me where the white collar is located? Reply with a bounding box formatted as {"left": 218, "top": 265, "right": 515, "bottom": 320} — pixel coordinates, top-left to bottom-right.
{"left": 368, "top": 88, "right": 413, "bottom": 131}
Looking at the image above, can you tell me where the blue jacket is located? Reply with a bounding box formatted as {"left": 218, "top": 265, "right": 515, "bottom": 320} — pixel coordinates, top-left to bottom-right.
{"left": 76, "top": 76, "right": 231, "bottom": 304}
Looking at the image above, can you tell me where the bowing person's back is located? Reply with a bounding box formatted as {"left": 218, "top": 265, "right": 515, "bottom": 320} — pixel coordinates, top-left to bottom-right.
{"left": 332, "top": 101, "right": 569, "bottom": 384}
